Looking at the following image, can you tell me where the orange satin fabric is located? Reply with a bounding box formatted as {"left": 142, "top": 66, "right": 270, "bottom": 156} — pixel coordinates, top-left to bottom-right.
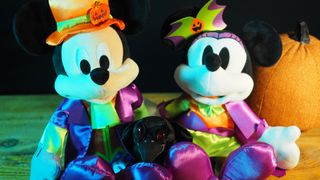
{"left": 189, "top": 98, "right": 235, "bottom": 129}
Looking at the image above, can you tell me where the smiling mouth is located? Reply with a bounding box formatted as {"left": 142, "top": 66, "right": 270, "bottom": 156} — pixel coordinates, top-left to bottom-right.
{"left": 204, "top": 95, "right": 224, "bottom": 99}
{"left": 193, "top": 93, "right": 225, "bottom": 99}
{"left": 192, "top": 24, "right": 202, "bottom": 32}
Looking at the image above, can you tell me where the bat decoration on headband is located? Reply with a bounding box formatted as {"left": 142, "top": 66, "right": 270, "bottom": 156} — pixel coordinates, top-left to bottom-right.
{"left": 165, "top": 0, "right": 226, "bottom": 46}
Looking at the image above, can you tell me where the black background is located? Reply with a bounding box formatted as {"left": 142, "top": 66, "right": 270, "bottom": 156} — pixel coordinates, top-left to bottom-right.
{"left": 0, "top": 0, "right": 318, "bottom": 94}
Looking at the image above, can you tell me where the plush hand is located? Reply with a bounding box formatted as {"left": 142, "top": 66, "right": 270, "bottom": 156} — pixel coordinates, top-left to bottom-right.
{"left": 30, "top": 144, "right": 62, "bottom": 180}
{"left": 258, "top": 126, "right": 301, "bottom": 169}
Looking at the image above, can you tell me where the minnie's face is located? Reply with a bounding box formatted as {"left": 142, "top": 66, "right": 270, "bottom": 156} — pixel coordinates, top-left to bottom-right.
{"left": 174, "top": 32, "right": 254, "bottom": 105}
{"left": 54, "top": 27, "right": 139, "bottom": 104}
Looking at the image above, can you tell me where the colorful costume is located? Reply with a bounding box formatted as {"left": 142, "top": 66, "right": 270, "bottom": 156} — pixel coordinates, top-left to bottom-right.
{"left": 158, "top": 0, "right": 301, "bottom": 178}
{"left": 37, "top": 84, "right": 148, "bottom": 178}
{"left": 158, "top": 95, "right": 282, "bottom": 178}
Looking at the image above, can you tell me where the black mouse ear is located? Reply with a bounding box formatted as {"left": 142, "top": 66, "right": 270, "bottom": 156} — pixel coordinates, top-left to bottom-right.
{"left": 110, "top": 0, "right": 150, "bottom": 34}
{"left": 171, "top": 122, "right": 193, "bottom": 142}
{"left": 241, "top": 21, "right": 282, "bottom": 67}
{"left": 13, "top": 0, "right": 56, "bottom": 56}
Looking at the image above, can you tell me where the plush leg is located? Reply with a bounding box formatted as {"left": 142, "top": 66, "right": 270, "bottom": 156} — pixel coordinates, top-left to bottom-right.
{"left": 61, "top": 155, "right": 115, "bottom": 180}
{"left": 165, "top": 142, "right": 218, "bottom": 180}
{"left": 116, "top": 162, "right": 172, "bottom": 180}
{"left": 220, "top": 142, "right": 277, "bottom": 180}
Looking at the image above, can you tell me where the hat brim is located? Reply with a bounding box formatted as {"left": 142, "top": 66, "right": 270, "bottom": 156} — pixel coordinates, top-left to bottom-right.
{"left": 46, "top": 19, "right": 125, "bottom": 46}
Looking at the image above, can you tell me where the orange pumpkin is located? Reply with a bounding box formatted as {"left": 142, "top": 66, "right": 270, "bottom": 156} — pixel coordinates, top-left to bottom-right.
{"left": 190, "top": 18, "right": 205, "bottom": 34}
{"left": 89, "top": 1, "right": 110, "bottom": 25}
{"left": 247, "top": 21, "right": 320, "bottom": 131}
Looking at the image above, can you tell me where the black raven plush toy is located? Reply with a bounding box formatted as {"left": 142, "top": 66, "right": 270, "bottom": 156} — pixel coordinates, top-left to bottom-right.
{"left": 120, "top": 116, "right": 192, "bottom": 164}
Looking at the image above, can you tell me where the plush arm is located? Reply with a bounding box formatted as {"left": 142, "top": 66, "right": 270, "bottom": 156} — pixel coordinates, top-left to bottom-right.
{"left": 30, "top": 103, "right": 70, "bottom": 180}
{"left": 158, "top": 95, "right": 190, "bottom": 119}
{"left": 225, "top": 101, "right": 268, "bottom": 144}
{"left": 117, "top": 84, "right": 150, "bottom": 122}
{"left": 226, "top": 101, "right": 301, "bottom": 170}
{"left": 40, "top": 111, "right": 69, "bottom": 158}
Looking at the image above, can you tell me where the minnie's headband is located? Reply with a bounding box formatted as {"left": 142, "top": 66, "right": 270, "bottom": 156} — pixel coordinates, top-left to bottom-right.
{"left": 164, "top": 0, "right": 226, "bottom": 46}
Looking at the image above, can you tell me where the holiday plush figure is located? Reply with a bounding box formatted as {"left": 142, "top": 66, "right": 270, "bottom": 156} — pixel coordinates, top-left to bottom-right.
{"left": 158, "top": 0, "right": 301, "bottom": 179}
{"left": 11, "top": 0, "right": 179, "bottom": 179}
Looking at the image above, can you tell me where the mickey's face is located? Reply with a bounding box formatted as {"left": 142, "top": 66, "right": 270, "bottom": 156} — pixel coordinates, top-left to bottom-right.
{"left": 174, "top": 32, "right": 254, "bottom": 105}
{"left": 55, "top": 27, "right": 139, "bottom": 103}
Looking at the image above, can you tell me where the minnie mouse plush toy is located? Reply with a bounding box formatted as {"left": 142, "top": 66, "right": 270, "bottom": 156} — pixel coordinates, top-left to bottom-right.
{"left": 158, "top": 0, "right": 301, "bottom": 179}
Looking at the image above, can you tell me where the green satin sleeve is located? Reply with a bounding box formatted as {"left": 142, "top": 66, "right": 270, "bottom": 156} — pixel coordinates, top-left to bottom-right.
{"left": 134, "top": 101, "right": 149, "bottom": 120}
{"left": 165, "top": 97, "right": 190, "bottom": 118}
{"left": 188, "top": 129, "right": 240, "bottom": 157}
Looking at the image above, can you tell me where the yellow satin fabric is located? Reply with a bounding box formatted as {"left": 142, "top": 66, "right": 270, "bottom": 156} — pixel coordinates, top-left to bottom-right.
{"left": 43, "top": 123, "right": 68, "bottom": 158}
{"left": 188, "top": 129, "right": 240, "bottom": 157}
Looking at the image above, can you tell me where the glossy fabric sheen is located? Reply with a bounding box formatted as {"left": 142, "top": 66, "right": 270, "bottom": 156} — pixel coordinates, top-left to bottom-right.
{"left": 165, "top": 142, "right": 216, "bottom": 180}
{"left": 42, "top": 123, "right": 68, "bottom": 158}
{"left": 116, "top": 84, "right": 143, "bottom": 123}
{"left": 188, "top": 129, "right": 240, "bottom": 157}
{"left": 90, "top": 100, "right": 120, "bottom": 129}
{"left": 49, "top": 0, "right": 107, "bottom": 22}
{"left": 189, "top": 98, "right": 235, "bottom": 129}
{"left": 47, "top": 84, "right": 142, "bottom": 167}
{"left": 220, "top": 142, "right": 277, "bottom": 180}
{"left": 61, "top": 155, "right": 115, "bottom": 180}
{"left": 46, "top": 0, "right": 125, "bottom": 46}
{"left": 116, "top": 163, "right": 172, "bottom": 180}
{"left": 226, "top": 101, "right": 265, "bottom": 141}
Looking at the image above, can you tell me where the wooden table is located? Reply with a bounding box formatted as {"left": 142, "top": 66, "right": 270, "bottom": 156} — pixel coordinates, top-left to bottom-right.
{"left": 0, "top": 94, "right": 319, "bottom": 179}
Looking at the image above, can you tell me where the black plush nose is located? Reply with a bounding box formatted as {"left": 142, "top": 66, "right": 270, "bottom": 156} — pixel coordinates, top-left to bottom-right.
{"left": 90, "top": 68, "right": 109, "bottom": 85}
{"left": 202, "top": 46, "right": 221, "bottom": 72}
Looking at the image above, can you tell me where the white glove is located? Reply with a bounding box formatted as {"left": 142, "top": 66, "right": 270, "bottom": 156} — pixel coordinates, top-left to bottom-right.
{"left": 30, "top": 144, "right": 62, "bottom": 180}
{"left": 258, "top": 126, "right": 301, "bottom": 169}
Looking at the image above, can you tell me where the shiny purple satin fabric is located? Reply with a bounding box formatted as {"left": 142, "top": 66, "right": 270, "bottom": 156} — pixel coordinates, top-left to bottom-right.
{"left": 220, "top": 142, "right": 277, "bottom": 180}
{"left": 49, "top": 84, "right": 142, "bottom": 160}
{"left": 61, "top": 155, "right": 115, "bottom": 180}
{"left": 68, "top": 124, "right": 92, "bottom": 158}
{"left": 51, "top": 99, "right": 90, "bottom": 126}
{"left": 225, "top": 101, "right": 268, "bottom": 144}
{"left": 116, "top": 162, "right": 172, "bottom": 180}
{"left": 165, "top": 142, "right": 217, "bottom": 180}
{"left": 116, "top": 83, "right": 143, "bottom": 123}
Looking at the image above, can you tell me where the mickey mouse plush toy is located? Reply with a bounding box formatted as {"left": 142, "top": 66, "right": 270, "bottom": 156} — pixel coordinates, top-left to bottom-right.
{"left": 11, "top": 0, "right": 179, "bottom": 179}
{"left": 158, "top": 0, "right": 301, "bottom": 179}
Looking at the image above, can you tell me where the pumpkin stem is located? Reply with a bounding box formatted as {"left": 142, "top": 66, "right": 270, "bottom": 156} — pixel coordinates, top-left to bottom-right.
{"left": 289, "top": 21, "right": 310, "bottom": 44}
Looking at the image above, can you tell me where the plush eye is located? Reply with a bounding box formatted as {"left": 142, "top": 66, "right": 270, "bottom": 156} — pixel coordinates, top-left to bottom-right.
{"left": 99, "top": 55, "right": 110, "bottom": 69}
{"left": 97, "top": 43, "right": 111, "bottom": 68}
{"left": 219, "top": 47, "right": 230, "bottom": 69}
{"left": 156, "top": 130, "right": 166, "bottom": 141}
{"left": 80, "top": 60, "right": 91, "bottom": 75}
{"left": 136, "top": 124, "right": 145, "bottom": 142}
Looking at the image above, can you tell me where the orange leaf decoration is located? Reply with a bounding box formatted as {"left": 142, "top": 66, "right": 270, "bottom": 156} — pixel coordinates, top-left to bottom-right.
{"left": 89, "top": 1, "right": 110, "bottom": 25}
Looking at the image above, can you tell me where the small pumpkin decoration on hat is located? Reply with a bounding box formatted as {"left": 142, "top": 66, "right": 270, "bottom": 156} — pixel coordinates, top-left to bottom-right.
{"left": 248, "top": 21, "right": 320, "bottom": 131}
{"left": 89, "top": 1, "right": 111, "bottom": 25}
